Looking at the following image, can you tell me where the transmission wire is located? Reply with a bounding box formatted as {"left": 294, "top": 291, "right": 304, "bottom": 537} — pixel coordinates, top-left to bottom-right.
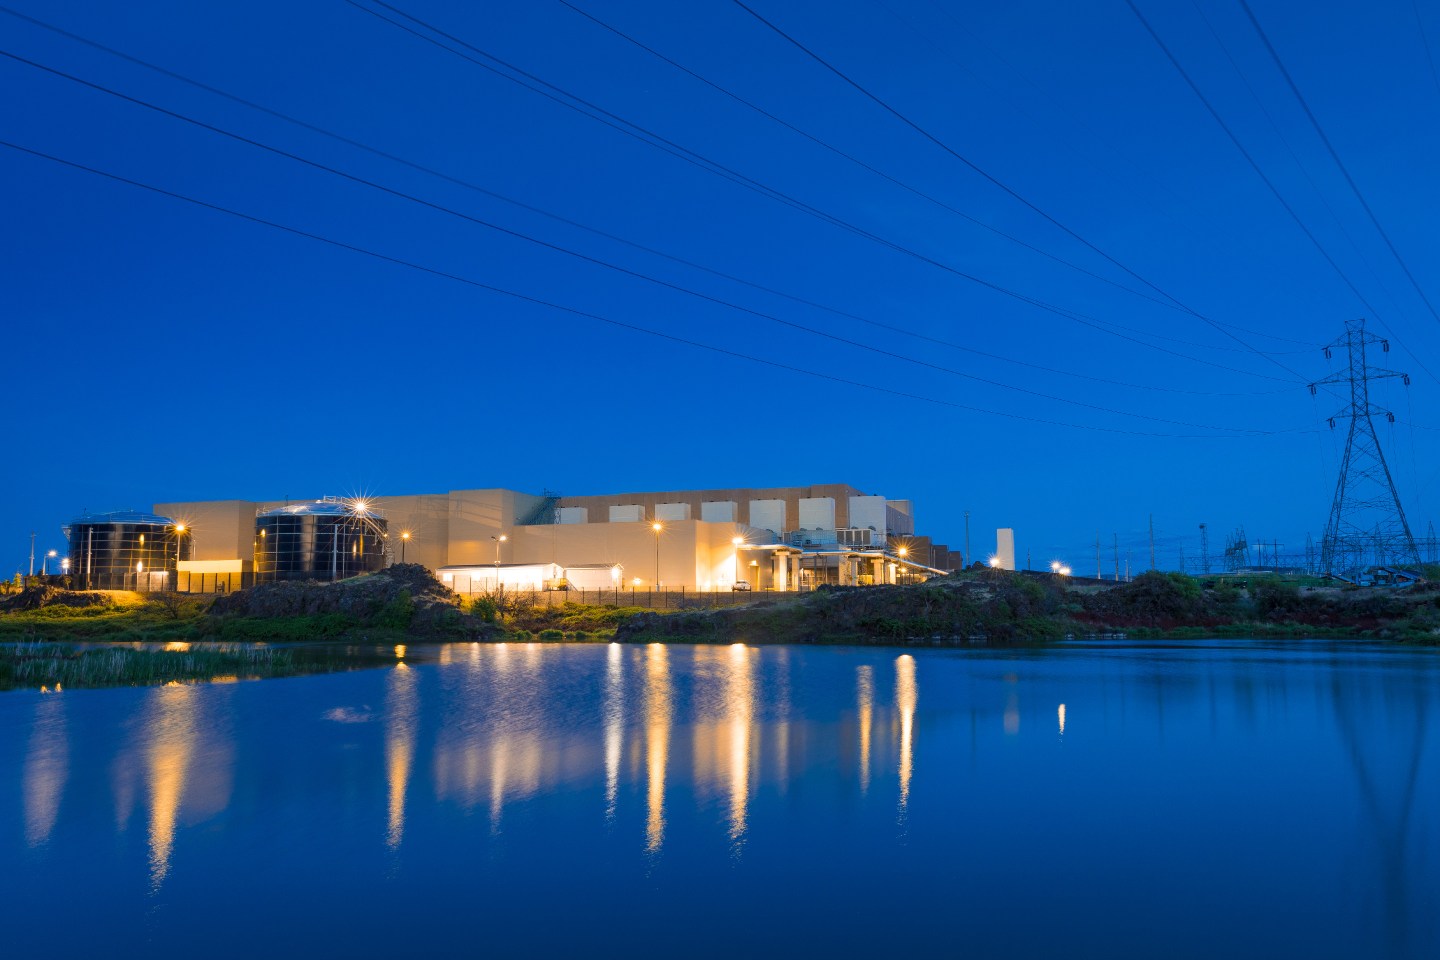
{"left": 0, "top": 137, "right": 1299, "bottom": 440}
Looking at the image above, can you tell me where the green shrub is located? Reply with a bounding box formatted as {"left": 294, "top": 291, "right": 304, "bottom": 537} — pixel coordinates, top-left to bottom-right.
{"left": 538, "top": 628, "right": 564, "bottom": 641}
{"left": 373, "top": 591, "right": 415, "bottom": 629}
{"left": 470, "top": 594, "right": 499, "bottom": 622}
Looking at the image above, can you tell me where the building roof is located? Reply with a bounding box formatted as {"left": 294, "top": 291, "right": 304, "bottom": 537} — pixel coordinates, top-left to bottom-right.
{"left": 258, "top": 500, "right": 386, "bottom": 519}
{"left": 69, "top": 510, "right": 178, "bottom": 527}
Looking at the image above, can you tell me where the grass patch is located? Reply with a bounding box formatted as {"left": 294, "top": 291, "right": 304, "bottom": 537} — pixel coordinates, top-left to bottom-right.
{"left": 0, "top": 641, "right": 387, "bottom": 690}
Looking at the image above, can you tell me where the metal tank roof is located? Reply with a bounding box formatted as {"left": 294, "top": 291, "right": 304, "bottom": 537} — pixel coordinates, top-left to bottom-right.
{"left": 69, "top": 510, "right": 178, "bottom": 526}
{"left": 258, "top": 500, "right": 386, "bottom": 519}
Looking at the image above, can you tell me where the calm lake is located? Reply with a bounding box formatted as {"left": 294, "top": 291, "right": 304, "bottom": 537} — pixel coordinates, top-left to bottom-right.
{"left": 4, "top": 640, "right": 1439, "bottom": 958}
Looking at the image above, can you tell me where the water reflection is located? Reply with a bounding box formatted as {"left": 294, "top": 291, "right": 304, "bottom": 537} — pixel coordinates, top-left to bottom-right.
{"left": 146, "top": 684, "right": 198, "bottom": 890}
{"left": 22, "top": 693, "right": 68, "bottom": 847}
{"left": 9, "top": 641, "right": 1440, "bottom": 959}
{"left": 604, "top": 643, "right": 623, "bottom": 820}
{"left": 857, "top": 665, "right": 874, "bottom": 794}
{"left": 384, "top": 664, "right": 419, "bottom": 849}
{"left": 644, "top": 643, "right": 670, "bottom": 853}
{"left": 725, "top": 644, "right": 753, "bottom": 846}
{"left": 895, "top": 655, "right": 916, "bottom": 819}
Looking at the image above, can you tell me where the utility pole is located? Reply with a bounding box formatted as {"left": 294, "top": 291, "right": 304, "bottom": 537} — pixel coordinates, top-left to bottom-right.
{"left": 1314, "top": 318, "right": 1420, "bottom": 573}
{"left": 964, "top": 511, "right": 971, "bottom": 570}
{"left": 1148, "top": 515, "right": 1156, "bottom": 571}
{"left": 1126, "top": 551, "right": 1132, "bottom": 582}
{"left": 1179, "top": 546, "right": 1187, "bottom": 574}
{"left": 1095, "top": 532, "right": 1101, "bottom": 581}
{"left": 1112, "top": 533, "right": 1120, "bottom": 582}
{"left": 29, "top": 531, "right": 35, "bottom": 577}
{"left": 1199, "top": 523, "right": 1210, "bottom": 575}
{"left": 1026, "top": 549, "right": 1031, "bottom": 572}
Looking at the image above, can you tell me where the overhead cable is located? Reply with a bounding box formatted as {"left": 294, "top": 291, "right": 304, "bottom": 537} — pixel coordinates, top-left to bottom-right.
{"left": 0, "top": 137, "right": 1304, "bottom": 440}
{"left": 0, "top": 47, "right": 1295, "bottom": 428}
{"left": 0, "top": 5, "right": 1288, "bottom": 398}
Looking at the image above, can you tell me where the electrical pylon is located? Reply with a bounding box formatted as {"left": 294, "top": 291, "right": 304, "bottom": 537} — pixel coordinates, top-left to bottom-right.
{"left": 1312, "top": 319, "right": 1420, "bottom": 574}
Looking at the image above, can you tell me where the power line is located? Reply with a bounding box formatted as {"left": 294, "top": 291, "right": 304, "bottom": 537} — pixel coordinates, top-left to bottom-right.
{"left": 1239, "top": 0, "right": 1440, "bottom": 327}
{"left": 0, "top": 6, "right": 1287, "bottom": 399}
{"left": 0, "top": 47, "right": 1292, "bottom": 431}
{"left": 339, "top": 0, "right": 1301, "bottom": 380}
{"left": 552, "top": 0, "right": 1183, "bottom": 315}
{"left": 726, "top": 0, "right": 1321, "bottom": 389}
{"left": 728, "top": 0, "right": 1195, "bottom": 312}
{"left": 869, "top": 0, "right": 1316, "bottom": 349}
{"left": 1417, "top": 0, "right": 1440, "bottom": 113}
{"left": 1182, "top": 0, "right": 1440, "bottom": 391}
{"left": 0, "top": 136, "right": 1298, "bottom": 440}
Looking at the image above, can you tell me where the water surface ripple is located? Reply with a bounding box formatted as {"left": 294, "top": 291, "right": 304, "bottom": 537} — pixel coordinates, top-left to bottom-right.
{"left": 4, "top": 640, "right": 1438, "bottom": 958}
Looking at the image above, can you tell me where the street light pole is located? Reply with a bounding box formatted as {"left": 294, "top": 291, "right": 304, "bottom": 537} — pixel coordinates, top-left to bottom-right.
{"left": 652, "top": 522, "right": 662, "bottom": 588}
{"left": 29, "top": 531, "right": 35, "bottom": 577}
{"left": 732, "top": 535, "right": 744, "bottom": 586}
{"left": 401, "top": 530, "right": 410, "bottom": 564}
{"left": 43, "top": 549, "right": 56, "bottom": 575}
{"left": 491, "top": 534, "right": 507, "bottom": 590}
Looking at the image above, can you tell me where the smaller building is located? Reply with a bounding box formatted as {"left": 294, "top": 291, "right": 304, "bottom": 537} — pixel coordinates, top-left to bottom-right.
{"left": 438, "top": 562, "right": 565, "bottom": 593}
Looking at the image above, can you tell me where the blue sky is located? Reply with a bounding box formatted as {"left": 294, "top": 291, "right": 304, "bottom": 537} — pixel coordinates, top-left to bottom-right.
{"left": 4, "top": 0, "right": 1439, "bottom": 574}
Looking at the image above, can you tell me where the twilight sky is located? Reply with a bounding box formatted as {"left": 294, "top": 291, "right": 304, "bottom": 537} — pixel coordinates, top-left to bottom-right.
{"left": 4, "top": 0, "right": 1439, "bottom": 574}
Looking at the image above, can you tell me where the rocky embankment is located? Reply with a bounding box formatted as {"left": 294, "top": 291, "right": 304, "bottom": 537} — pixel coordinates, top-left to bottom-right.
{"left": 206, "top": 563, "right": 492, "bottom": 638}
{"left": 616, "top": 571, "right": 1440, "bottom": 645}
{"left": 0, "top": 586, "right": 116, "bottom": 613}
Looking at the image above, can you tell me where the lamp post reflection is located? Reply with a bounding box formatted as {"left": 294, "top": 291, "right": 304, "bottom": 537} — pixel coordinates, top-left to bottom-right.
{"left": 645, "top": 643, "right": 671, "bottom": 853}
{"left": 725, "top": 644, "right": 754, "bottom": 846}
{"left": 604, "top": 642, "right": 624, "bottom": 820}
{"left": 895, "top": 655, "right": 917, "bottom": 821}
{"left": 385, "top": 662, "right": 419, "bottom": 850}
{"left": 22, "top": 693, "right": 68, "bottom": 847}
{"left": 857, "top": 665, "right": 874, "bottom": 794}
{"left": 146, "top": 683, "right": 198, "bottom": 891}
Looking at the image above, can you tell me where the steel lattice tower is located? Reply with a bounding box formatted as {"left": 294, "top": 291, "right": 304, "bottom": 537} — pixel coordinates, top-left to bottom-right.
{"left": 1314, "top": 319, "right": 1420, "bottom": 574}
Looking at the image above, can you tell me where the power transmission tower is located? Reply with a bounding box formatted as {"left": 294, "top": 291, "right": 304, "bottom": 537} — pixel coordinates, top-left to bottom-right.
{"left": 1112, "top": 533, "right": 1120, "bottom": 582}
{"left": 1427, "top": 521, "right": 1437, "bottom": 564}
{"left": 1199, "top": 522, "right": 1210, "bottom": 575}
{"left": 1313, "top": 319, "right": 1420, "bottom": 573}
{"left": 1179, "top": 545, "right": 1187, "bottom": 574}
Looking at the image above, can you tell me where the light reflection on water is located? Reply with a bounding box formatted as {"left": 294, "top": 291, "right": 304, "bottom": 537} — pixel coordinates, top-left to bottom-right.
{"left": 4, "top": 640, "right": 1440, "bottom": 958}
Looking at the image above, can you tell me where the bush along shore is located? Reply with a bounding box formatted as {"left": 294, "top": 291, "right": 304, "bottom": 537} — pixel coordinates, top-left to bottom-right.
{"left": 615, "top": 570, "right": 1440, "bottom": 645}
{"left": 4, "top": 566, "right": 1440, "bottom": 660}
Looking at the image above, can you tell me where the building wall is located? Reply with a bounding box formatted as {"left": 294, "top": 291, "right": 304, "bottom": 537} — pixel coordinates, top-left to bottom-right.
{"left": 552, "top": 483, "right": 868, "bottom": 534}
{"left": 155, "top": 483, "right": 932, "bottom": 591}
{"left": 153, "top": 499, "right": 253, "bottom": 564}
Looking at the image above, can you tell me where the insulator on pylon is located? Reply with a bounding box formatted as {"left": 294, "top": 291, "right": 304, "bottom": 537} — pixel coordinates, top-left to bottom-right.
{"left": 1308, "top": 383, "right": 1316, "bottom": 395}
{"left": 1328, "top": 417, "right": 1336, "bottom": 429}
{"left": 1388, "top": 412, "right": 1396, "bottom": 423}
{"left": 1324, "top": 346, "right": 1332, "bottom": 359}
{"left": 1404, "top": 374, "right": 1411, "bottom": 386}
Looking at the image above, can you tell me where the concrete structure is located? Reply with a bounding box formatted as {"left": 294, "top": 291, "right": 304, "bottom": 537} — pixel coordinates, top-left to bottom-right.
{"left": 996, "top": 528, "right": 1016, "bottom": 571}
{"left": 154, "top": 483, "right": 952, "bottom": 593}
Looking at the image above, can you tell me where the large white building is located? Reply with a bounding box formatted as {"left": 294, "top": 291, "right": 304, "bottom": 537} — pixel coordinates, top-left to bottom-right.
{"left": 155, "top": 483, "right": 952, "bottom": 593}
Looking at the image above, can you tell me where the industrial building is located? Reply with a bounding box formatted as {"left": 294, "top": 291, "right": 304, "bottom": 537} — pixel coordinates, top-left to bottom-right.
{"left": 142, "top": 483, "right": 952, "bottom": 593}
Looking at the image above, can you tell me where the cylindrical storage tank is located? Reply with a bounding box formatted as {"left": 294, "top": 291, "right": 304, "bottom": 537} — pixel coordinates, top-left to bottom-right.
{"left": 255, "top": 501, "right": 388, "bottom": 582}
{"left": 65, "top": 511, "right": 191, "bottom": 591}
